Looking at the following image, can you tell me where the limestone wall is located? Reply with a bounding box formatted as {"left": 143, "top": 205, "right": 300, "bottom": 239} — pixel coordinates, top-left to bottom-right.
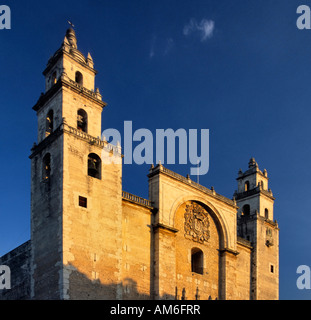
{"left": 0, "top": 241, "right": 31, "bottom": 300}
{"left": 121, "top": 200, "right": 152, "bottom": 299}
{"left": 62, "top": 132, "right": 123, "bottom": 300}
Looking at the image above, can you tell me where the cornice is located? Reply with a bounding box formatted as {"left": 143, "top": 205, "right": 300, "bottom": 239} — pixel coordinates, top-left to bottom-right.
{"left": 32, "top": 76, "right": 106, "bottom": 112}
{"left": 148, "top": 164, "right": 238, "bottom": 209}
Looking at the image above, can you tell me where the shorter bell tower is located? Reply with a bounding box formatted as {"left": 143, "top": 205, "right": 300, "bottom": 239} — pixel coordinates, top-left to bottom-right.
{"left": 234, "top": 158, "right": 279, "bottom": 300}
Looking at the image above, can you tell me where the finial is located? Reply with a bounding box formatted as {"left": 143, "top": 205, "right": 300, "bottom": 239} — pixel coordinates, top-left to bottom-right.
{"left": 87, "top": 52, "right": 93, "bottom": 61}
{"left": 86, "top": 52, "right": 94, "bottom": 68}
{"left": 232, "top": 196, "right": 236, "bottom": 205}
{"left": 248, "top": 157, "right": 258, "bottom": 168}
{"left": 195, "top": 287, "right": 200, "bottom": 300}
{"left": 67, "top": 20, "right": 75, "bottom": 28}
{"left": 66, "top": 26, "right": 77, "bottom": 49}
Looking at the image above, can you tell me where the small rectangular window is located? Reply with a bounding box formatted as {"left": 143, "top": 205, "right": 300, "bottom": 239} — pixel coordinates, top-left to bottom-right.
{"left": 79, "top": 196, "right": 87, "bottom": 208}
{"left": 270, "top": 264, "right": 274, "bottom": 273}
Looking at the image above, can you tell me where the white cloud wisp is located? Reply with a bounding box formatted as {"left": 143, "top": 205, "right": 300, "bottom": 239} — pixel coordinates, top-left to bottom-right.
{"left": 183, "top": 18, "right": 215, "bottom": 41}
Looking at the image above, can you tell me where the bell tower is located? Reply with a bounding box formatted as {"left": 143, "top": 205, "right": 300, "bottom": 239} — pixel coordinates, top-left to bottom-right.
{"left": 36, "top": 27, "right": 103, "bottom": 143}
{"left": 234, "top": 158, "right": 279, "bottom": 300}
{"left": 30, "top": 28, "right": 123, "bottom": 299}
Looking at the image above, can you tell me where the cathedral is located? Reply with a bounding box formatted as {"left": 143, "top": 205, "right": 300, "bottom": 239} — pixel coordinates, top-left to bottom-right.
{"left": 0, "top": 28, "right": 279, "bottom": 300}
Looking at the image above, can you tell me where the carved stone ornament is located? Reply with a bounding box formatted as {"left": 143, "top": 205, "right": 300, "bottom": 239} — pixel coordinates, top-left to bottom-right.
{"left": 265, "top": 227, "right": 274, "bottom": 247}
{"left": 184, "top": 202, "right": 210, "bottom": 244}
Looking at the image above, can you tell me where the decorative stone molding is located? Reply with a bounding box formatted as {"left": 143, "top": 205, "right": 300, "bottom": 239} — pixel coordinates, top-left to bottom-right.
{"left": 184, "top": 202, "right": 210, "bottom": 244}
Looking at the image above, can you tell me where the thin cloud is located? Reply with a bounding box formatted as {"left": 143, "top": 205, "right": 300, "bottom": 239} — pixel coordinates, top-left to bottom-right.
{"left": 164, "top": 38, "right": 174, "bottom": 55}
{"left": 183, "top": 18, "right": 215, "bottom": 41}
{"left": 149, "top": 35, "right": 156, "bottom": 58}
{"left": 149, "top": 36, "right": 174, "bottom": 58}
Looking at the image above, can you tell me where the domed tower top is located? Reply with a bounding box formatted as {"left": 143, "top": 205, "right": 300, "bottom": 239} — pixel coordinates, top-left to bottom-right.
{"left": 40, "top": 27, "right": 99, "bottom": 94}
{"left": 248, "top": 157, "right": 258, "bottom": 169}
{"left": 65, "top": 27, "right": 77, "bottom": 49}
{"left": 235, "top": 158, "right": 271, "bottom": 195}
{"left": 33, "top": 26, "right": 106, "bottom": 143}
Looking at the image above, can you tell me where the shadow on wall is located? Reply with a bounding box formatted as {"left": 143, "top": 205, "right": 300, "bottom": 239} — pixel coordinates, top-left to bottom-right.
{"left": 64, "top": 263, "right": 175, "bottom": 300}
{"left": 66, "top": 263, "right": 216, "bottom": 300}
{"left": 0, "top": 241, "right": 31, "bottom": 300}
{"left": 0, "top": 244, "right": 214, "bottom": 300}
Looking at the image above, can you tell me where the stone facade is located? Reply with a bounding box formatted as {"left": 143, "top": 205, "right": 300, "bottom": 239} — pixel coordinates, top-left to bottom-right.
{"left": 0, "top": 241, "right": 31, "bottom": 300}
{"left": 0, "top": 28, "right": 279, "bottom": 300}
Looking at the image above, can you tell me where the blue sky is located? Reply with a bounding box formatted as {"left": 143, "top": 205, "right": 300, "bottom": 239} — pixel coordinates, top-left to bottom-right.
{"left": 1, "top": 0, "right": 311, "bottom": 299}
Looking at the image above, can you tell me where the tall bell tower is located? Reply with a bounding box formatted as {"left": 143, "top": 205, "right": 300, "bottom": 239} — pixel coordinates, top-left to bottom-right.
{"left": 234, "top": 158, "right": 279, "bottom": 300}
{"left": 30, "top": 28, "right": 123, "bottom": 299}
